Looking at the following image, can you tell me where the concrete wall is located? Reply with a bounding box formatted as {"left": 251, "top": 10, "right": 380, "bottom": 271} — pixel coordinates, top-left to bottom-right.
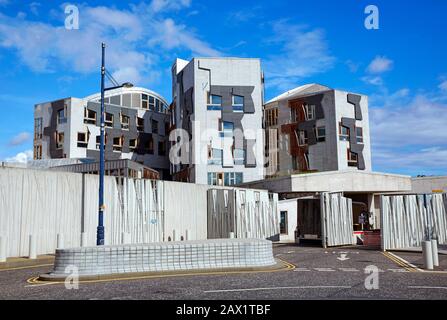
{"left": 334, "top": 90, "right": 372, "bottom": 171}
{"left": 172, "top": 57, "right": 264, "bottom": 185}
{"left": 411, "top": 176, "right": 447, "bottom": 193}
{"left": 0, "top": 167, "right": 278, "bottom": 259}
{"left": 240, "top": 171, "right": 412, "bottom": 194}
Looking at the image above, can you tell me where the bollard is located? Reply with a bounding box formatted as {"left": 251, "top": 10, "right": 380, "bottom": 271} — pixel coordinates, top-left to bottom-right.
{"left": 185, "top": 230, "right": 189, "bottom": 241}
{"left": 81, "top": 232, "right": 87, "bottom": 247}
{"left": 229, "top": 232, "right": 235, "bottom": 239}
{"left": 28, "top": 235, "right": 37, "bottom": 259}
{"left": 422, "top": 240, "right": 433, "bottom": 270}
{"left": 57, "top": 233, "right": 64, "bottom": 249}
{"left": 0, "top": 236, "right": 6, "bottom": 262}
{"left": 173, "top": 230, "right": 177, "bottom": 242}
{"left": 431, "top": 239, "right": 439, "bottom": 267}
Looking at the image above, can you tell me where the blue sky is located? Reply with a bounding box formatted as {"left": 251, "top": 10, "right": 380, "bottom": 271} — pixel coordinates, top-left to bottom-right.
{"left": 0, "top": 0, "right": 446, "bottom": 176}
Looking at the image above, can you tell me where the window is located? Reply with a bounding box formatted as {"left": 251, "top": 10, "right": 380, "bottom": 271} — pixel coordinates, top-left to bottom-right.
{"left": 57, "top": 107, "right": 67, "bottom": 124}
{"left": 145, "top": 136, "right": 154, "bottom": 154}
{"left": 129, "top": 138, "right": 137, "bottom": 151}
{"left": 207, "top": 172, "right": 225, "bottom": 186}
{"left": 265, "top": 108, "right": 278, "bottom": 127}
{"left": 84, "top": 108, "right": 96, "bottom": 124}
{"left": 113, "top": 136, "right": 123, "bottom": 151}
{"left": 208, "top": 172, "right": 218, "bottom": 186}
{"left": 149, "top": 96, "right": 155, "bottom": 110}
{"left": 122, "top": 93, "right": 131, "bottom": 107}
{"left": 356, "top": 127, "right": 364, "bottom": 143}
{"left": 158, "top": 141, "right": 166, "bottom": 156}
{"left": 77, "top": 132, "right": 88, "bottom": 148}
{"left": 137, "top": 117, "right": 144, "bottom": 131}
{"left": 152, "top": 119, "right": 158, "bottom": 134}
{"left": 290, "top": 108, "right": 298, "bottom": 122}
{"left": 233, "top": 148, "right": 245, "bottom": 165}
{"left": 34, "top": 118, "right": 43, "bottom": 140}
{"left": 232, "top": 95, "right": 244, "bottom": 112}
{"left": 298, "top": 130, "right": 308, "bottom": 146}
{"left": 165, "top": 121, "right": 170, "bottom": 136}
{"left": 339, "top": 123, "right": 350, "bottom": 141}
{"left": 155, "top": 99, "right": 160, "bottom": 112}
{"left": 121, "top": 114, "right": 130, "bottom": 130}
{"left": 95, "top": 134, "right": 108, "bottom": 150}
{"left": 316, "top": 126, "right": 326, "bottom": 142}
{"left": 56, "top": 132, "right": 64, "bottom": 149}
{"left": 105, "top": 113, "right": 114, "bottom": 128}
{"left": 207, "top": 92, "right": 222, "bottom": 111}
{"left": 280, "top": 211, "right": 288, "bottom": 234}
{"left": 220, "top": 121, "right": 234, "bottom": 137}
{"left": 224, "top": 172, "right": 243, "bottom": 186}
{"left": 347, "top": 149, "right": 358, "bottom": 167}
{"left": 33, "top": 145, "right": 42, "bottom": 160}
{"left": 109, "top": 95, "right": 120, "bottom": 106}
{"left": 142, "top": 94, "right": 149, "bottom": 109}
{"left": 305, "top": 104, "right": 315, "bottom": 120}
{"left": 208, "top": 148, "right": 223, "bottom": 165}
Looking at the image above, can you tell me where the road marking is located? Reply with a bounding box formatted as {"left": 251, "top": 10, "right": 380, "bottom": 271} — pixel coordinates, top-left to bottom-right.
{"left": 204, "top": 285, "right": 352, "bottom": 293}
{"left": 339, "top": 268, "right": 359, "bottom": 272}
{"left": 0, "top": 264, "right": 53, "bottom": 272}
{"left": 294, "top": 268, "right": 310, "bottom": 272}
{"left": 287, "top": 251, "right": 295, "bottom": 254}
{"left": 25, "top": 258, "right": 296, "bottom": 287}
{"left": 314, "top": 268, "right": 335, "bottom": 272}
{"left": 382, "top": 252, "right": 418, "bottom": 272}
{"left": 387, "top": 268, "right": 409, "bottom": 273}
{"left": 408, "top": 286, "right": 447, "bottom": 290}
{"left": 386, "top": 252, "right": 423, "bottom": 272}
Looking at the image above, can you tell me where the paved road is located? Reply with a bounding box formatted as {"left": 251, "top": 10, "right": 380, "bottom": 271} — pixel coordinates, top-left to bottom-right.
{"left": 1, "top": 244, "right": 447, "bottom": 300}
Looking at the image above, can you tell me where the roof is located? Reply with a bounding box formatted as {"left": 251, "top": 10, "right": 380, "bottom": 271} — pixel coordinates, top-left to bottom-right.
{"left": 265, "top": 83, "right": 332, "bottom": 104}
{"left": 83, "top": 86, "right": 169, "bottom": 106}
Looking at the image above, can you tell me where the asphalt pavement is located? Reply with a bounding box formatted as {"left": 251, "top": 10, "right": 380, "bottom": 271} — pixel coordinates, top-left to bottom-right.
{"left": 1, "top": 244, "right": 447, "bottom": 300}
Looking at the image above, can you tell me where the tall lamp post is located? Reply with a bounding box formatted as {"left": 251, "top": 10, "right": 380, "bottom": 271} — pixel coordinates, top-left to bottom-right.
{"left": 97, "top": 42, "right": 133, "bottom": 246}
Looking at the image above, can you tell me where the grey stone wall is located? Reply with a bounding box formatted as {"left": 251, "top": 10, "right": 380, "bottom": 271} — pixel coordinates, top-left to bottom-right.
{"left": 46, "top": 239, "right": 275, "bottom": 277}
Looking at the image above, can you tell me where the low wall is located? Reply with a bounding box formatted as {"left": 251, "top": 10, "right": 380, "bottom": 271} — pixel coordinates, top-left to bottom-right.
{"left": 42, "top": 239, "right": 275, "bottom": 279}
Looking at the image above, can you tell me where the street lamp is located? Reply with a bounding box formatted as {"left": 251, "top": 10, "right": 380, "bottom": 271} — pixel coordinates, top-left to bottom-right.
{"left": 96, "top": 42, "right": 133, "bottom": 246}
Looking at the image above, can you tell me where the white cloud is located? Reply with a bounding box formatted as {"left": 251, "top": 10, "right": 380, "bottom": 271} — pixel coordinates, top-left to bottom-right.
{"left": 148, "top": 18, "right": 221, "bottom": 56}
{"left": 149, "top": 0, "right": 191, "bottom": 13}
{"left": 370, "top": 94, "right": 447, "bottom": 147}
{"left": 439, "top": 80, "right": 447, "bottom": 92}
{"left": 346, "top": 60, "right": 360, "bottom": 73}
{"left": 29, "top": 2, "right": 41, "bottom": 15}
{"left": 367, "top": 56, "right": 393, "bottom": 74}
{"left": 361, "top": 76, "right": 383, "bottom": 86}
{"left": 0, "top": 1, "right": 217, "bottom": 86}
{"left": 264, "top": 20, "right": 335, "bottom": 90}
{"left": 9, "top": 132, "right": 31, "bottom": 146}
{"left": 5, "top": 149, "right": 33, "bottom": 163}
{"left": 370, "top": 91, "right": 447, "bottom": 174}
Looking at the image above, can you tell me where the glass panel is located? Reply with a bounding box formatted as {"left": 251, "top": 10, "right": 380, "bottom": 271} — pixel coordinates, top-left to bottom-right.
{"left": 122, "top": 94, "right": 131, "bottom": 107}
{"left": 131, "top": 93, "right": 140, "bottom": 108}
{"left": 235, "top": 173, "right": 243, "bottom": 184}
{"left": 110, "top": 95, "right": 121, "bottom": 106}
{"left": 211, "top": 95, "right": 222, "bottom": 105}
{"left": 233, "top": 95, "right": 244, "bottom": 105}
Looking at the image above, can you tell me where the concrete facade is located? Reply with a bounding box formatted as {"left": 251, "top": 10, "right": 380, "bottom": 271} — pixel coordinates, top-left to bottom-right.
{"left": 411, "top": 176, "right": 447, "bottom": 194}
{"left": 170, "top": 57, "right": 265, "bottom": 186}
{"left": 34, "top": 87, "right": 171, "bottom": 179}
{"left": 42, "top": 239, "right": 275, "bottom": 278}
{"left": 264, "top": 84, "right": 372, "bottom": 177}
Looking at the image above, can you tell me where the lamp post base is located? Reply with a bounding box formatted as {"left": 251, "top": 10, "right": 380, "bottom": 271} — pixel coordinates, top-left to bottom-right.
{"left": 96, "top": 226, "right": 105, "bottom": 246}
